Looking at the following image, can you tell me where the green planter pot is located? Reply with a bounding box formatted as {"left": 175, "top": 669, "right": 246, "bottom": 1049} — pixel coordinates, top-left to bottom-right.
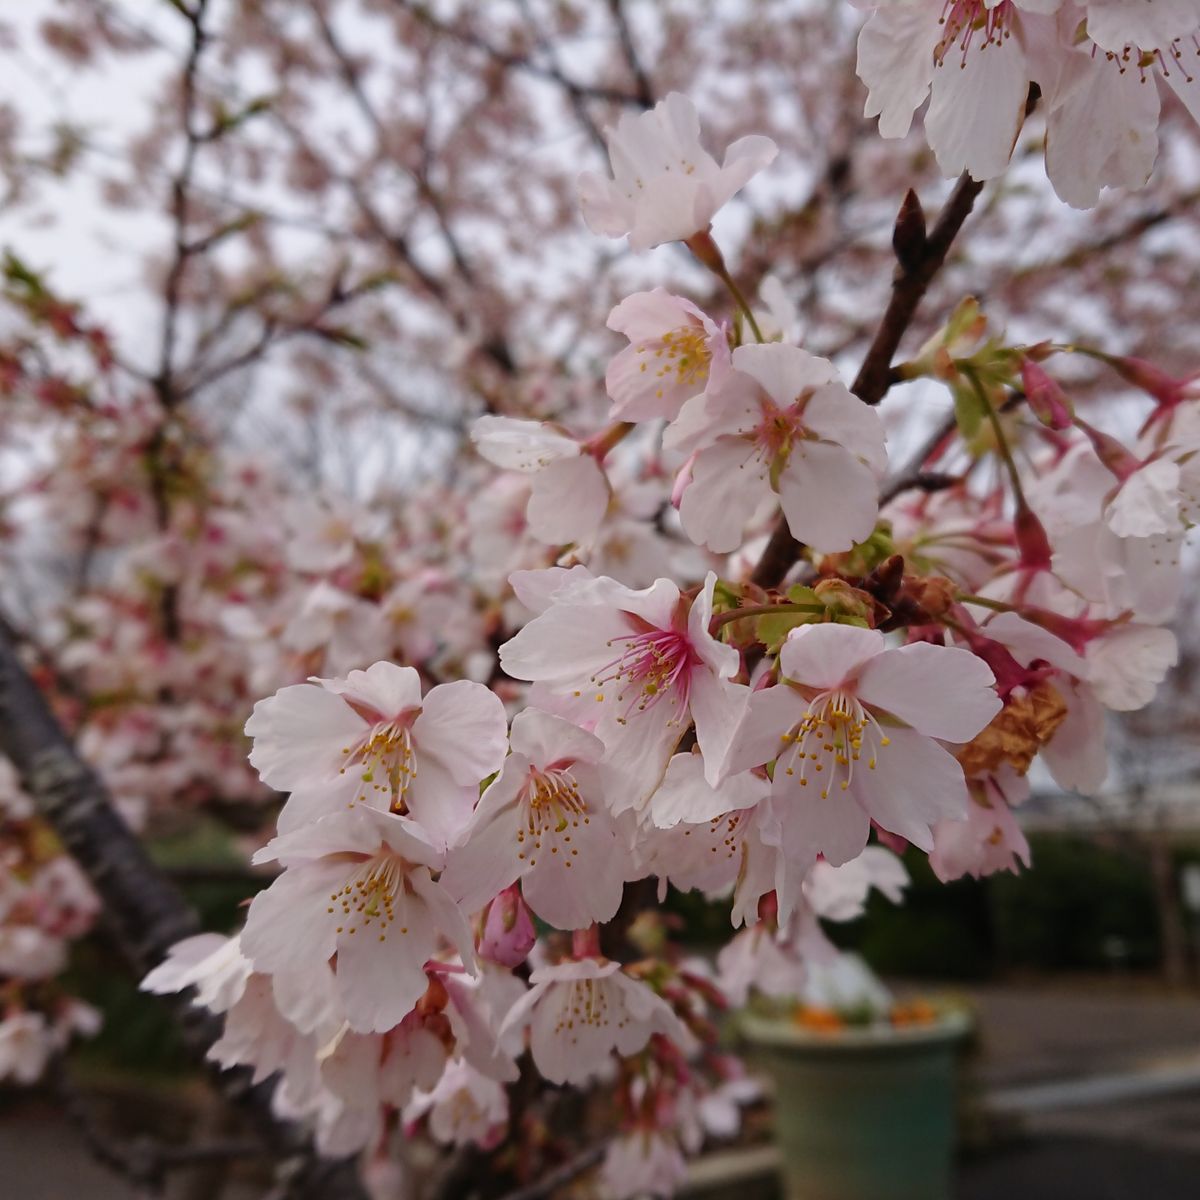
{"left": 741, "top": 1010, "right": 970, "bottom": 1200}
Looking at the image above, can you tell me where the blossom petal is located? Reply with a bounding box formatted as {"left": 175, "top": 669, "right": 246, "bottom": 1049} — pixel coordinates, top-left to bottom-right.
{"left": 851, "top": 728, "right": 969, "bottom": 852}
{"left": 856, "top": 642, "right": 1001, "bottom": 742}
{"left": 777, "top": 441, "right": 880, "bottom": 552}
{"left": 246, "top": 684, "right": 365, "bottom": 791}
{"left": 412, "top": 680, "right": 508, "bottom": 786}
{"left": 779, "top": 623, "right": 886, "bottom": 692}
{"left": 526, "top": 455, "right": 609, "bottom": 546}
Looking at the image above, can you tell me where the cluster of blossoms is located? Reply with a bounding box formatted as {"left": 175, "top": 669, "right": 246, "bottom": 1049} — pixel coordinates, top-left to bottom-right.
{"left": 856, "top": 0, "right": 1200, "bottom": 207}
{"left": 132, "top": 82, "right": 1200, "bottom": 1194}
{"left": 0, "top": 761, "right": 100, "bottom": 1084}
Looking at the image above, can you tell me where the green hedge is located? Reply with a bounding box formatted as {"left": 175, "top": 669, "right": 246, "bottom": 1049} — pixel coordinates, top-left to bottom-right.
{"left": 669, "top": 832, "right": 1196, "bottom": 980}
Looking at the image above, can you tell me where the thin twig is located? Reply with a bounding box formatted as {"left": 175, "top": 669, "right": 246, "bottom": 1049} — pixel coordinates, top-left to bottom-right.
{"left": 749, "top": 175, "right": 985, "bottom": 590}
{"left": 496, "top": 1143, "right": 608, "bottom": 1200}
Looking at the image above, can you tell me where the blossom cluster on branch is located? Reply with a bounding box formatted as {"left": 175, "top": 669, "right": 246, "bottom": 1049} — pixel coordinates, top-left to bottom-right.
{"left": 1, "top": 0, "right": 1199, "bottom": 1192}
{"left": 142, "top": 73, "right": 1200, "bottom": 1190}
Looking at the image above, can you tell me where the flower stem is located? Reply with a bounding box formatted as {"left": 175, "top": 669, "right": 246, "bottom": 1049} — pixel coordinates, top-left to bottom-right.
{"left": 684, "top": 229, "right": 765, "bottom": 343}
{"left": 709, "top": 601, "right": 825, "bottom": 634}
{"left": 585, "top": 420, "right": 635, "bottom": 460}
{"left": 956, "top": 593, "right": 1014, "bottom": 613}
{"left": 962, "top": 364, "right": 1028, "bottom": 510}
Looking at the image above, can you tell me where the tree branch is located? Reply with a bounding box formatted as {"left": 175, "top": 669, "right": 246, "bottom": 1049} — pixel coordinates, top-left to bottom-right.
{"left": 750, "top": 175, "right": 984, "bottom": 589}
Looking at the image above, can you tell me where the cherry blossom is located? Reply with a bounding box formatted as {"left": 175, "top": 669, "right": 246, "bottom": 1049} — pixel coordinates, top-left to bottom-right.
{"left": 499, "top": 570, "right": 745, "bottom": 809}
{"left": 605, "top": 290, "right": 730, "bottom": 422}
{"left": 405, "top": 1060, "right": 509, "bottom": 1149}
{"left": 245, "top": 661, "right": 508, "bottom": 844}
{"left": 931, "top": 769, "right": 1032, "bottom": 881}
{"left": 241, "top": 807, "right": 475, "bottom": 1033}
{"left": 472, "top": 416, "right": 611, "bottom": 547}
{"left": 577, "top": 92, "right": 778, "bottom": 250}
{"left": 500, "top": 958, "right": 696, "bottom": 1085}
{"left": 601, "top": 1130, "right": 689, "bottom": 1199}
{"left": 666, "top": 343, "right": 887, "bottom": 553}
{"left": 442, "top": 709, "right": 627, "bottom": 930}
{"left": 726, "top": 623, "right": 1000, "bottom": 865}
{"left": 857, "top": 0, "right": 1052, "bottom": 182}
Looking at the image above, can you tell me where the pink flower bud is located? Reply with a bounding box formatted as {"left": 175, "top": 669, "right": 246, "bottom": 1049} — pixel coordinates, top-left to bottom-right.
{"left": 479, "top": 884, "right": 535, "bottom": 968}
{"left": 1110, "top": 356, "right": 1191, "bottom": 408}
{"left": 1014, "top": 500, "right": 1052, "bottom": 569}
{"left": 1020, "top": 360, "right": 1072, "bottom": 430}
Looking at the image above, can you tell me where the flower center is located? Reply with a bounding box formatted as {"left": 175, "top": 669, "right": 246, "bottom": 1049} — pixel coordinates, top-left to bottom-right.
{"left": 516, "top": 767, "right": 589, "bottom": 869}
{"left": 554, "top": 978, "right": 624, "bottom": 1037}
{"left": 779, "top": 690, "right": 890, "bottom": 800}
{"left": 326, "top": 854, "right": 410, "bottom": 942}
{"left": 589, "top": 625, "right": 698, "bottom": 723}
{"left": 1092, "top": 37, "right": 1199, "bottom": 86}
{"left": 681, "top": 809, "right": 748, "bottom": 863}
{"left": 935, "top": 0, "right": 1012, "bottom": 66}
{"left": 340, "top": 722, "right": 417, "bottom": 814}
{"left": 638, "top": 324, "right": 712, "bottom": 400}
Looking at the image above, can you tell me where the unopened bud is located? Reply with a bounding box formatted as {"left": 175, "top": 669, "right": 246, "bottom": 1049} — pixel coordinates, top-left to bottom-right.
{"left": 1020, "top": 360, "right": 1073, "bottom": 430}
{"left": 1109, "top": 355, "right": 1188, "bottom": 408}
{"left": 1014, "top": 501, "right": 1052, "bottom": 569}
{"left": 1075, "top": 417, "right": 1140, "bottom": 481}
{"left": 893, "top": 189, "right": 927, "bottom": 273}
{"left": 813, "top": 577, "right": 876, "bottom": 622}
{"left": 479, "top": 883, "right": 535, "bottom": 968}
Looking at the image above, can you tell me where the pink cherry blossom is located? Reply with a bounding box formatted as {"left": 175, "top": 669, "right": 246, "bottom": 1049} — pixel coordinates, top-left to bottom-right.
{"left": 472, "top": 416, "right": 611, "bottom": 547}
{"left": 605, "top": 290, "right": 730, "bottom": 422}
{"left": 727, "top": 624, "right": 1000, "bottom": 865}
{"left": 320, "top": 1017, "right": 449, "bottom": 1119}
{"left": 405, "top": 1060, "right": 509, "bottom": 1149}
{"left": 241, "top": 807, "right": 475, "bottom": 1034}
{"left": 577, "top": 92, "right": 778, "bottom": 251}
{"left": 500, "top": 958, "right": 696, "bottom": 1085}
{"left": 245, "top": 661, "right": 508, "bottom": 845}
{"left": 499, "top": 570, "right": 745, "bottom": 809}
{"left": 601, "top": 1130, "right": 688, "bottom": 1200}
{"left": 441, "top": 709, "right": 627, "bottom": 930}
{"left": 666, "top": 343, "right": 887, "bottom": 553}
{"left": 857, "top": 0, "right": 1051, "bottom": 183}
{"left": 931, "top": 769, "right": 1032, "bottom": 881}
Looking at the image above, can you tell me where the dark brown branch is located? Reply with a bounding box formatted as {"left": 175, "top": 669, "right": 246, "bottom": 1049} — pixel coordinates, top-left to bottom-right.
{"left": 607, "top": 0, "right": 654, "bottom": 109}
{"left": 851, "top": 174, "right": 984, "bottom": 406}
{"left": 496, "top": 1143, "right": 607, "bottom": 1200}
{"left": 749, "top": 175, "right": 985, "bottom": 590}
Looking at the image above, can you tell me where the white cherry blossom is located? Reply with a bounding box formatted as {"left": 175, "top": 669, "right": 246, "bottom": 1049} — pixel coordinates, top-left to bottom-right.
{"left": 441, "top": 709, "right": 627, "bottom": 930}
{"left": 500, "top": 958, "right": 696, "bottom": 1085}
{"left": 241, "top": 807, "right": 475, "bottom": 1034}
{"left": 666, "top": 343, "right": 887, "bottom": 554}
{"left": 577, "top": 92, "right": 778, "bottom": 250}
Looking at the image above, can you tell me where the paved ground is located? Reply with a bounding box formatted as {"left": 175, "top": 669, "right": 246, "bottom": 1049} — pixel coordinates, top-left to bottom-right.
{"left": 959, "top": 1137, "right": 1200, "bottom": 1200}
{"left": 953, "top": 980, "right": 1200, "bottom": 1089}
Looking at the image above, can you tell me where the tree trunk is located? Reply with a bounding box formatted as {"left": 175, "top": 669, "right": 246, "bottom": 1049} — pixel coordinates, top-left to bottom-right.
{"left": 0, "top": 619, "right": 368, "bottom": 1200}
{"left": 1147, "top": 823, "right": 1190, "bottom": 988}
